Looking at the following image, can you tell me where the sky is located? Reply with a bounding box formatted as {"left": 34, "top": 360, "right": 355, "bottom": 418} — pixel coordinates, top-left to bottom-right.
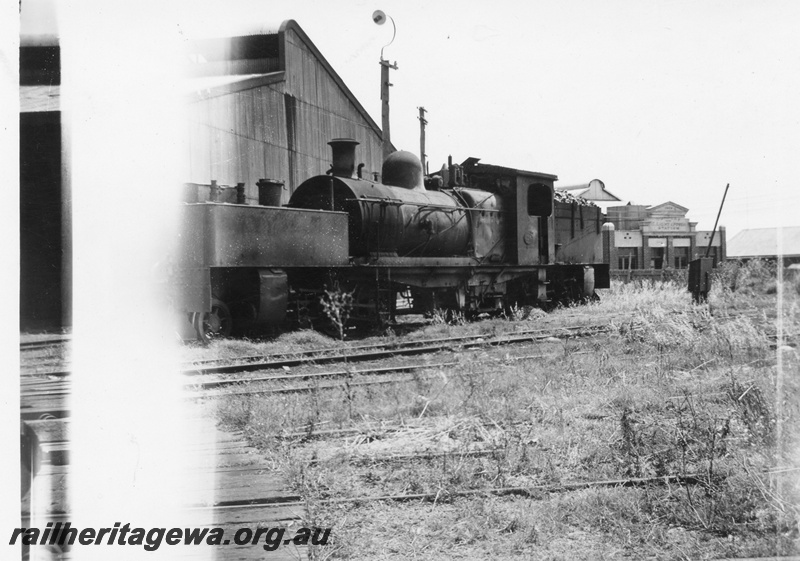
{"left": 17, "top": 0, "right": 800, "bottom": 237}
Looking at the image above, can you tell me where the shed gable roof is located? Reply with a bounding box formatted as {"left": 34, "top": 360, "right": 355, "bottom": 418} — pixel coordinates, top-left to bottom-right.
{"left": 727, "top": 227, "right": 800, "bottom": 258}
{"left": 556, "top": 179, "right": 621, "bottom": 201}
{"left": 187, "top": 20, "right": 385, "bottom": 142}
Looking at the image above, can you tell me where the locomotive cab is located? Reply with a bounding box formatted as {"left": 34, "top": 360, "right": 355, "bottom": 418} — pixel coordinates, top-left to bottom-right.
{"left": 458, "top": 160, "right": 557, "bottom": 267}
{"left": 518, "top": 182, "right": 554, "bottom": 266}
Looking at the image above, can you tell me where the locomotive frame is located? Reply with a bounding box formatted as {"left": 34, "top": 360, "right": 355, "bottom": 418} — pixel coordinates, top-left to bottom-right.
{"left": 175, "top": 139, "right": 609, "bottom": 341}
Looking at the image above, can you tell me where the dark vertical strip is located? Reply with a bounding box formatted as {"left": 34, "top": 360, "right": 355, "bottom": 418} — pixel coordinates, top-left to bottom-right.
{"left": 284, "top": 93, "right": 297, "bottom": 192}
{"left": 570, "top": 203, "right": 575, "bottom": 239}
{"left": 61, "top": 111, "right": 72, "bottom": 328}
{"left": 20, "top": 112, "right": 65, "bottom": 329}
{"left": 539, "top": 216, "right": 549, "bottom": 265}
{"left": 20, "top": 46, "right": 60, "bottom": 86}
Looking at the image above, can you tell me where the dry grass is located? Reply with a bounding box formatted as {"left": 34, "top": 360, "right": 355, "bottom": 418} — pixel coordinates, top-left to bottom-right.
{"left": 211, "top": 263, "right": 800, "bottom": 559}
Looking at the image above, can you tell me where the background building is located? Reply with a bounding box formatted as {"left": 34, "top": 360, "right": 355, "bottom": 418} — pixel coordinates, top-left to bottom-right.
{"left": 727, "top": 227, "right": 800, "bottom": 265}
{"left": 604, "top": 201, "right": 725, "bottom": 271}
{"left": 556, "top": 179, "right": 621, "bottom": 213}
{"left": 185, "top": 20, "right": 390, "bottom": 205}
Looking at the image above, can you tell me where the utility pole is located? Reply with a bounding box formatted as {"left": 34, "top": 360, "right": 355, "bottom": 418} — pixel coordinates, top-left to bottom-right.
{"left": 380, "top": 58, "right": 398, "bottom": 160}
{"left": 418, "top": 106, "right": 427, "bottom": 173}
{"left": 373, "top": 10, "right": 398, "bottom": 161}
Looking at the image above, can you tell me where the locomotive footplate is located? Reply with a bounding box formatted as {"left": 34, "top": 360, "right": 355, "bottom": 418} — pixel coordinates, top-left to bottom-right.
{"left": 345, "top": 257, "right": 609, "bottom": 315}
{"left": 350, "top": 256, "right": 609, "bottom": 289}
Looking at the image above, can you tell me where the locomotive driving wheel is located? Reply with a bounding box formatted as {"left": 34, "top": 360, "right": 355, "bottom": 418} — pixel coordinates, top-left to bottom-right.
{"left": 192, "top": 298, "right": 233, "bottom": 343}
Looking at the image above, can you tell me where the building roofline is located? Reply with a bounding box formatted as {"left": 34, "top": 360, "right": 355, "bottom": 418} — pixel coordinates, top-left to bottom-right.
{"left": 278, "top": 20, "right": 387, "bottom": 145}
{"left": 730, "top": 226, "right": 800, "bottom": 235}
{"left": 647, "top": 200, "right": 689, "bottom": 213}
{"left": 186, "top": 20, "right": 392, "bottom": 149}
{"left": 556, "top": 183, "right": 622, "bottom": 201}
{"left": 728, "top": 253, "right": 800, "bottom": 259}
{"left": 190, "top": 72, "right": 286, "bottom": 101}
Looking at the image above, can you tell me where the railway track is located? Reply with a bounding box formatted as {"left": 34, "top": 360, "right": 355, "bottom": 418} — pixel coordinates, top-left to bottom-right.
{"left": 20, "top": 348, "right": 586, "bottom": 410}
{"left": 183, "top": 323, "right": 611, "bottom": 376}
{"left": 193, "top": 349, "right": 591, "bottom": 398}
{"left": 18, "top": 322, "right": 613, "bottom": 381}
{"left": 30, "top": 473, "right": 712, "bottom": 515}
{"left": 185, "top": 319, "right": 627, "bottom": 368}
{"left": 20, "top": 306, "right": 772, "bottom": 379}
{"left": 20, "top": 323, "right": 608, "bottom": 409}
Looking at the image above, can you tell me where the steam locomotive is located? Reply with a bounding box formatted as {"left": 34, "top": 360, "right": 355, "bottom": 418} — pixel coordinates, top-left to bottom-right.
{"left": 175, "top": 139, "right": 609, "bottom": 341}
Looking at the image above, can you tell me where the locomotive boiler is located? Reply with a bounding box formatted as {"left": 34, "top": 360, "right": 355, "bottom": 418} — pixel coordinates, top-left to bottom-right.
{"left": 175, "top": 139, "right": 609, "bottom": 341}
{"left": 289, "top": 144, "right": 488, "bottom": 259}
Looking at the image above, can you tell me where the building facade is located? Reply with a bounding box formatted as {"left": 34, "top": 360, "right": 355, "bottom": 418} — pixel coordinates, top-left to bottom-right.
{"left": 604, "top": 201, "right": 725, "bottom": 270}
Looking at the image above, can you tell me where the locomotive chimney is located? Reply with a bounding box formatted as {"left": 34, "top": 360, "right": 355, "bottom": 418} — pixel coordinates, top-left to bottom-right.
{"left": 328, "top": 138, "right": 359, "bottom": 178}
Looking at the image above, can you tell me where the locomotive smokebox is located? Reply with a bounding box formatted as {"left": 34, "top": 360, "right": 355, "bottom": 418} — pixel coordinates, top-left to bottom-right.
{"left": 328, "top": 138, "right": 360, "bottom": 178}
{"left": 382, "top": 150, "right": 425, "bottom": 191}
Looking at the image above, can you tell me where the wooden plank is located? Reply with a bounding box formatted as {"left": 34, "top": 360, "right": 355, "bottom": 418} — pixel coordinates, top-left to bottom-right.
{"left": 19, "top": 390, "right": 301, "bottom": 561}
{"left": 211, "top": 504, "right": 305, "bottom": 525}
{"left": 177, "top": 479, "right": 294, "bottom": 498}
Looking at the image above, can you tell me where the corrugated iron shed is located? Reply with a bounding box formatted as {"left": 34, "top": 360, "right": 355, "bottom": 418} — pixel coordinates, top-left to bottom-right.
{"left": 727, "top": 227, "right": 800, "bottom": 259}
{"left": 186, "top": 20, "right": 390, "bottom": 204}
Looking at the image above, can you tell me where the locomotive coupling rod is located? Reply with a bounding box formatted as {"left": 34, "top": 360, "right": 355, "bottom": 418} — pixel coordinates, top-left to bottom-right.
{"left": 705, "top": 183, "right": 730, "bottom": 258}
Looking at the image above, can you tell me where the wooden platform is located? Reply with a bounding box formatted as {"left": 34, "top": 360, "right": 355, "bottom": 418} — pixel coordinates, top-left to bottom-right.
{"left": 21, "top": 402, "right": 307, "bottom": 560}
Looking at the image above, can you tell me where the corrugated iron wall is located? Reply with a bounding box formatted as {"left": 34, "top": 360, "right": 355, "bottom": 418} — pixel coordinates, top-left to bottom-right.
{"left": 188, "top": 83, "right": 290, "bottom": 204}
{"left": 282, "top": 28, "right": 383, "bottom": 188}
{"left": 187, "top": 27, "right": 384, "bottom": 205}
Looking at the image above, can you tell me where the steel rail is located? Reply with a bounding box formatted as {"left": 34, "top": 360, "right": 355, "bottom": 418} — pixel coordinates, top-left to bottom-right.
{"left": 21, "top": 472, "right": 716, "bottom": 515}
{"left": 189, "top": 359, "right": 457, "bottom": 390}
{"left": 200, "top": 373, "right": 426, "bottom": 397}
{"left": 192, "top": 348, "right": 588, "bottom": 394}
{"left": 184, "top": 321, "right": 619, "bottom": 368}
{"left": 16, "top": 323, "right": 608, "bottom": 379}
{"left": 183, "top": 324, "right": 610, "bottom": 376}
{"left": 20, "top": 349, "right": 584, "bottom": 403}
{"left": 185, "top": 472, "right": 710, "bottom": 511}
